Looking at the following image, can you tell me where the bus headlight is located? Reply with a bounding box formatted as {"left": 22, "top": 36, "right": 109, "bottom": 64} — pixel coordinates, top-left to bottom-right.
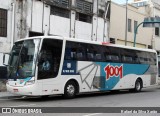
{"left": 25, "top": 80, "right": 35, "bottom": 85}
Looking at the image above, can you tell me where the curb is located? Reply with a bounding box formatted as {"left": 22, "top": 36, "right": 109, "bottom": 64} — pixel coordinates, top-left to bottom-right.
{"left": 0, "top": 92, "right": 21, "bottom": 98}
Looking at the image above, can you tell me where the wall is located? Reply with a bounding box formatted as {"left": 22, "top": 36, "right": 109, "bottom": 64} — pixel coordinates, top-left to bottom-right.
{"left": 75, "top": 21, "right": 92, "bottom": 40}
{"left": 23, "top": 0, "right": 110, "bottom": 42}
{"left": 31, "top": 1, "right": 43, "bottom": 33}
{"left": 110, "top": 2, "right": 153, "bottom": 48}
{"left": 0, "top": 0, "right": 12, "bottom": 53}
{"left": 50, "top": 15, "right": 70, "bottom": 37}
{"left": 152, "top": 1, "right": 160, "bottom": 52}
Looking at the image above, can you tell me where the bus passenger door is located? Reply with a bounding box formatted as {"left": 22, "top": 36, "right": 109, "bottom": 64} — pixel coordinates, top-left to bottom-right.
{"left": 37, "top": 38, "right": 63, "bottom": 95}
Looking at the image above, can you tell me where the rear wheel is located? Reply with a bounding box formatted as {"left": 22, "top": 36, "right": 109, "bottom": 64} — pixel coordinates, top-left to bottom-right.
{"left": 134, "top": 79, "right": 142, "bottom": 92}
{"left": 64, "top": 81, "right": 76, "bottom": 99}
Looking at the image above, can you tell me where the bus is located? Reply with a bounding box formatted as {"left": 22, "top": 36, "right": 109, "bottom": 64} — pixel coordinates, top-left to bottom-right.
{"left": 4, "top": 36, "right": 158, "bottom": 98}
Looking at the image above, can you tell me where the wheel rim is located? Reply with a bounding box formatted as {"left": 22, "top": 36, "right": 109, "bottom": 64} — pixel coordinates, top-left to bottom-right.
{"left": 67, "top": 84, "right": 75, "bottom": 95}
{"left": 136, "top": 81, "right": 141, "bottom": 91}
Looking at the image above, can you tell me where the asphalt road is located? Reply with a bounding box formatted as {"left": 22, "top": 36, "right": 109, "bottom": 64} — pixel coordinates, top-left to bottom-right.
{"left": 0, "top": 86, "right": 160, "bottom": 116}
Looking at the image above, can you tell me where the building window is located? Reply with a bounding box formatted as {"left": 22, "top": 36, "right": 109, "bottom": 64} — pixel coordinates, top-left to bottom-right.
{"left": 134, "top": 21, "right": 138, "bottom": 33}
{"left": 110, "top": 38, "right": 115, "bottom": 44}
{"left": 0, "top": 9, "right": 7, "bottom": 37}
{"left": 98, "top": 9, "right": 104, "bottom": 18}
{"left": 155, "top": 27, "right": 159, "bottom": 36}
{"left": 132, "top": 1, "right": 147, "bottom": 7}
{"left": 45, "top": 0, "right": 70, "bottom": 8}
{"left": 128, "top": 19, "right": 132, "bottom": 32}
{"left": 51, "top": 6, "right": 70, "bottom": 18}
{"left": 76, "top": 13, "right": 92, "bottom": 23}
{"left": 76, "top": 0, "right": 93, "bottom": 14}
{"left": 75, "top": 0, "right": 93, "bottom": 23}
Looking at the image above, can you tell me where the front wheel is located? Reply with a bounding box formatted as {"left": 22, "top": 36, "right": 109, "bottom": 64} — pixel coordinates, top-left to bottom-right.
{"left": 64, "top": 81, "right": 76, "bottom": 99}
{"left": 134, "top": 79, "right": 142, "bottom": 92}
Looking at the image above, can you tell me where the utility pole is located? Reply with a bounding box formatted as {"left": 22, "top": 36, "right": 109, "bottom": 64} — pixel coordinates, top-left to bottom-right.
{"left": 125, "top": 0, "right": 128, "bottom": 46}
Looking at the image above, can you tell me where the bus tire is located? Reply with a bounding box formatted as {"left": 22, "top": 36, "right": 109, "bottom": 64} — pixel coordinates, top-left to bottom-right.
{"left": 134, "top": 79, "right": 142, "bottom": 92}
{"left": 64, "top": 81, "right": 76, "bottom": 99}
{"left": 41, "top": 95, "right": 49, "bottom": 99}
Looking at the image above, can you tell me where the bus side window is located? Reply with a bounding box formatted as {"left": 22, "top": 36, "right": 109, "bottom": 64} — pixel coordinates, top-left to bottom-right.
{"left": 87, "top": 53, "right": 94, "bottom": 61}
{"left": 105, "top": 55, "right": 112, "bottom": 61}
{"left": 77, "top": 52, "right": 83, "bottom": 60}
{"left": 134, "top": 56, "right": 139, "bottom": 64}
{"left": 95, "top": 54, "right": 102, "bottom": 61}
{"left": 122, "top": 56, "right": 133, "bottom": 63}
{"left": 71, "top": 51, "right": 76, "bottom": 60}
{"left": 64, "top": 48, "right": 72, "bottom": 60}
{"left": 111, "top": 55, "right": 119, "bottom": 62}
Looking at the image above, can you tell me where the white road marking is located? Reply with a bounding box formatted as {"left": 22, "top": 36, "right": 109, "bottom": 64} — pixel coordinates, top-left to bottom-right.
{"left": 83, "top": 113, "right": 103, "bottom": 116}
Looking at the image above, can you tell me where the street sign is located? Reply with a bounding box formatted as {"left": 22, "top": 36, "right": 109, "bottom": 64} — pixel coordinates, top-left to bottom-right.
{"left": 143, "top": 17, "right": 160, "bottom": 27}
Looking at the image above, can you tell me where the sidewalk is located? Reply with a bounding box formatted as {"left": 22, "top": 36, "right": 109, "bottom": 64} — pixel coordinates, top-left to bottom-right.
{"left": 0, "top": 92, "right": 15, "bottom": 98}
{"left": 0, "top": 80, "right": 20, "bottom": 98}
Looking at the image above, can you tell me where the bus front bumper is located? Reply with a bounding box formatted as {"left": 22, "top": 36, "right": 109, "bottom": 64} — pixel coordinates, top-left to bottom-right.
{"left": 6, "top": 84, "right": 41, "bottom": 96}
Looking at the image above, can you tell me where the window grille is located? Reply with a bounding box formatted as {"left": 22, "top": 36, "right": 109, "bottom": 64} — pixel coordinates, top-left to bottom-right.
{"left": 0, "top": 9, "right": 7, "bottom": 37}
{"left": 155, "top": 27, "right": 159, "bottom": 36}
{"left": 76, "top": 0, "right": 93, "bottom": 14}
{"left": 76, "top": 12, "right": 92, "bottom": 23}
{"left": 128, "top": 19, "right": 132, "bottom": 32}
{"left": 51, "top": 6, "right": 70, "bottom": 18}
{"left": 44, "top": 0, "right": 70, "bottom": 8}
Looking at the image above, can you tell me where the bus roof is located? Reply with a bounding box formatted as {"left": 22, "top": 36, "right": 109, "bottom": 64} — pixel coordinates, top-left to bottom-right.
{"left": 16, "top": 36, "right": 156, "bottom": 54}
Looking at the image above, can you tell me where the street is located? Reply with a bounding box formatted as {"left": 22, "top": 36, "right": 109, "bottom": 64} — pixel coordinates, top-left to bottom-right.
{"left": 0, "top": 86, "right": 160, "bottom": 116}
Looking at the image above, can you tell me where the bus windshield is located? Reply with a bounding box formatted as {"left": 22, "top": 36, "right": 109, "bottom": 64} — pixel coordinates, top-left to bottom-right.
{"left": 8, "top": 39, "right": 40, "bottom": 79}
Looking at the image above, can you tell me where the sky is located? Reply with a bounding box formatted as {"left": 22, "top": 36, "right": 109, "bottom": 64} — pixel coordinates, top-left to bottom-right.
{"left": 112, "top": 0, "right": 133, "bottom": 4}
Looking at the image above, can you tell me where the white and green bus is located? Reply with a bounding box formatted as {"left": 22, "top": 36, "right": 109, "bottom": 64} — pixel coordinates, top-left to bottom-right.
{"left": 4, "top": 36, "right": 158, "bottom": 98}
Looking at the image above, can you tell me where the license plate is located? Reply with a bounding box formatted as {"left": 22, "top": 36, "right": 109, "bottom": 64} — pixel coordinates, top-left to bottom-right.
{"left": 13, "top": 89, "right": 18, "bottom": 92}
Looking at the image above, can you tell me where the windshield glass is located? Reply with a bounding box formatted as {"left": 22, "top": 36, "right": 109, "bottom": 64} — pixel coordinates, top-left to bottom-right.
{"left": 8, "top": 39, "right": 40, "bottom": 79}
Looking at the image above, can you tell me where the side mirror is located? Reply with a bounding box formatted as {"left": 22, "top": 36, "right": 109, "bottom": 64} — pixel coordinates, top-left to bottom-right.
{"left": 3, "top": 53, "right": 9, "bottom": 66}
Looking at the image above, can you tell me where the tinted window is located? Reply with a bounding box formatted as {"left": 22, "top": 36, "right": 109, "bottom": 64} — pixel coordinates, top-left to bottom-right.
{"left": 65, "top": 41, "right": 105, "bottom": 62}
{"left": 65, "top": 41, "right": 156, "bottom": 65}
{"left": 65, "top": 41, "right": 86, "bottom": 61}
{"left": 38, "top": 39, "right": 63, "bottom": 80}
{"left": 120, "top": 49, "right": 136, "bottom": 64}
{"left": 104, "top": 47, "right": 120, "bottom": 62}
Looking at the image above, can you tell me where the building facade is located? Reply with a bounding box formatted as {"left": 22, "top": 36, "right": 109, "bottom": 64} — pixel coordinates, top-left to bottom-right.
{"left": 0, "top": 0, "right": 111, "bottom": 54}
{"left": 0, "top": 0, "right": 13, "bottom": 53}
{"left": 109, "top": 1, "right": 153, "bottom": 48}
{"left": 131, "top": 0, "right": 160, "bottom": 53}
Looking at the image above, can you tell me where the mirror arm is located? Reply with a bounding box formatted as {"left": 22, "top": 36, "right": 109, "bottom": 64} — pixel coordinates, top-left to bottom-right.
{"left": 3, "top": 53, "right": 10, "bottom": 66}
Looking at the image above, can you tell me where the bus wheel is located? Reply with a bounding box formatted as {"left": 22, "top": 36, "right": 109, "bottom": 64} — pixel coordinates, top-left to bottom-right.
{"left": 134, "top": 79, "right": 142, "bottom": 92}
{"left": 64, "top": 81, "right": 76, "bottom": 99}
{"left": 40, "top": 95, "right": 49, "bottom": 99}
